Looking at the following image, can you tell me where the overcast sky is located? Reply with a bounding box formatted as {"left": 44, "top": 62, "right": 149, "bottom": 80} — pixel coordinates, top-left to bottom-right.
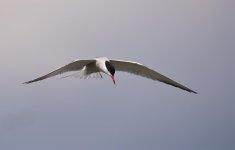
{"left": 0, "top": 0, "right": 234, "bottom": 150}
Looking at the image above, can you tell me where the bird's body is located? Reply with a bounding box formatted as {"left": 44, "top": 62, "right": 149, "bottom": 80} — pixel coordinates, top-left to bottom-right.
{"left": 24, "top": 57, "right": 197, "bottom": 93}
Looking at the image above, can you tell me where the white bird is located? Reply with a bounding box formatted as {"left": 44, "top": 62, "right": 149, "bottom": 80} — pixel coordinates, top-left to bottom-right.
{"left": 24, "top": 57, "right": 197, "bottom": 93}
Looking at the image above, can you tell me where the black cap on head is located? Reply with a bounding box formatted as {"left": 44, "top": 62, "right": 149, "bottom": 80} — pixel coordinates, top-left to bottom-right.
{"left": 105, "top": 61, "right": 115, "bottom": 76}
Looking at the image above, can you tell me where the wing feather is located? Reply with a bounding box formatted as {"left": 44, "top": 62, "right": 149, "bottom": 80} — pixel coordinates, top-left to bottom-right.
{"left": 110, "top": 60, "right": 197, "bottom": 93}
{"left": 24, "top": 59, "right": 95, "bottom": 84}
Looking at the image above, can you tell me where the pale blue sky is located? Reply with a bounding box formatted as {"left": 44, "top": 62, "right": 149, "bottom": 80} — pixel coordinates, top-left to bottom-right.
{"left": 0, "top": 0, "right": 234, "bottom": 150}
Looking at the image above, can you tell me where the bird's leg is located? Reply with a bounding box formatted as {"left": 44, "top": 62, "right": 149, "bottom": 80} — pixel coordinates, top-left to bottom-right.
{"left": 99, "top": 72, "right": 103, "bottom": 78}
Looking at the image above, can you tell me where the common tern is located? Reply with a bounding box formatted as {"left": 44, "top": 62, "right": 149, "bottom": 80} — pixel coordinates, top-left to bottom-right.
{"left": 24, "top": 57, "right": 197, "bottom": 93}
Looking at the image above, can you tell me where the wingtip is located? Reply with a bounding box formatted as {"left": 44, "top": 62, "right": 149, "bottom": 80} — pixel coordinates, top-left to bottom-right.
{"left": 22, "top": 81, "right": 30, "bottom": 84}
{"left": 22, "top": 80, "right": 34, "bottom": 84}
{"left": 190, "top": 90, "right": 198, "bottom": 94}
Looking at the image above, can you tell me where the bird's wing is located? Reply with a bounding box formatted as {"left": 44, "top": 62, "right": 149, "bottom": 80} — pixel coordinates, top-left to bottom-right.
{"left": 24, "top": 59, "right": 95, "bottom": 84}
{"left": 110, "top": 60, "right": 197, "bottom": 93}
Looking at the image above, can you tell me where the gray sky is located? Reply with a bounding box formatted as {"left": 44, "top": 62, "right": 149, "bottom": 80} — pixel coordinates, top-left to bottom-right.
{"left": 0, "top": 0, "right": 234, "bottom": 150}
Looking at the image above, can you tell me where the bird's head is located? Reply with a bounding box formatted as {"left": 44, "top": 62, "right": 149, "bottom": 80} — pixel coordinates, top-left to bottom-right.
{"left": 105, "top": 61, "right": 116, "bottom": 84}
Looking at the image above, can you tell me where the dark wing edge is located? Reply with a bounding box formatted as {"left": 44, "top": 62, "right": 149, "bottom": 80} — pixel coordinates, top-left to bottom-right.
{"left": 23, "top": 59, "right": 95, "bottom": 84}
{"left": 110, "top": 60, "right": 197, "bottom": 94}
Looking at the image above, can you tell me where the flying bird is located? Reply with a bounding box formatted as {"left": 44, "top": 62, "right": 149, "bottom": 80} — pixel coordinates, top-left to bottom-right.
{"left": 24, "top": 57, "right": 197, "bottom": 93}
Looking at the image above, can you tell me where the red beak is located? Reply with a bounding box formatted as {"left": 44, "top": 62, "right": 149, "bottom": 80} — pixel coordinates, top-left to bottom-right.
{"left": 111, "top": 75, "right": 115, "bottom": 84}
